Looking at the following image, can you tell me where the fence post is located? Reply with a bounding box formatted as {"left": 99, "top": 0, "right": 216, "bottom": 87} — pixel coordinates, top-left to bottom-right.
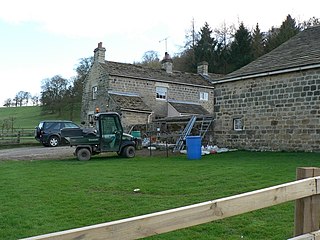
{"left": 17, "top": 131, "right": 21, "bottom": 144}
{"left": 294, "top": 167, "right": 320, "bottom": 236}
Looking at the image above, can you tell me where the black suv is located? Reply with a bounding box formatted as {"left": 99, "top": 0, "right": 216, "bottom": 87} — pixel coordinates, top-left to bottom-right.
{"left": 35, "top": 120, "right": 81, "bottom": 147}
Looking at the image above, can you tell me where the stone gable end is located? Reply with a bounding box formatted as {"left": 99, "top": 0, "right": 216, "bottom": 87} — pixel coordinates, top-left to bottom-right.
{"left": 214, "top": 68, "right": 320, "bottom": 152}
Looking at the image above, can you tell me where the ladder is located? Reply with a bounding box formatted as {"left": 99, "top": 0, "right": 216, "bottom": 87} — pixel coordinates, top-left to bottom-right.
{"left": 173, "top": 115, "right": 197, "bottom": 152}
{"left": 199, "top": 116, "right": 214, "bottom": 139}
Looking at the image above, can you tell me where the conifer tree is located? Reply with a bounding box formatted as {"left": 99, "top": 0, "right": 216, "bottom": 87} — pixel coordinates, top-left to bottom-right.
{"left": 194, "top": 22, "right": 217, "bottom": 73}
{"left": 229, "top": 22, "right": 253, "bottom": 71}
{"left": 276, "top": 15, "right": 300, "bottom": 44}
{"left": 265, "top": 14, "right": 300, "bottom": 52}
{"left": 251, "top": 23, "right": 265, "bottom": 60}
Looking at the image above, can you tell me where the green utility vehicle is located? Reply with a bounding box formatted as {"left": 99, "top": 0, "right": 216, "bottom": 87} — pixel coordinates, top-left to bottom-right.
{"left": 62, "top": 112, "right": 136, "bottom": 161}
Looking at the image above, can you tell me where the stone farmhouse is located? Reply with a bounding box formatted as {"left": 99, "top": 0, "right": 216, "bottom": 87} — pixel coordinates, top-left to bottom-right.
{"left": 212, "top": 25, "right": 320, "bottom": 152}
{"left": 81, "top": 43, "right": 216, "bottom": 129}
{"left": 81, "top": 25, "right": 320, "bottom": 152}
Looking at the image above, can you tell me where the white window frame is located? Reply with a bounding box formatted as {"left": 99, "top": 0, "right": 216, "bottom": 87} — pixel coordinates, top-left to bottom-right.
{"left": 233, "top": 118, "right": 243, "bottom": 131}
{"left": 156, "top": 86, "right": 167, "bottom": 100}
{"left": 92, "top": 86, "right": 98, "bottom": 100}
{"left": 200, "top": 92, "right": 209, "bottom": 101}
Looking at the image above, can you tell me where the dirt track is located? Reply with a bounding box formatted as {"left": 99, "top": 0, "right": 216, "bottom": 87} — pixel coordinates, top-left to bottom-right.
{"left": 0, "top": 146, "right": 75, "bottom": 160}
{"left": 0, "top": 146, "right": 179, "bottom": 161}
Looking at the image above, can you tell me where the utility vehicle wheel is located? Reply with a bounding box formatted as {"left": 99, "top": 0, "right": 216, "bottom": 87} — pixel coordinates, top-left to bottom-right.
{"left": 48, "top": 136, "right": 60, "bottom": 147}
{"left": 122, "top": 145, "right": 135, "bottom": 158}
{"left": 76, "top": 148, "right": 91, "bottom": 161}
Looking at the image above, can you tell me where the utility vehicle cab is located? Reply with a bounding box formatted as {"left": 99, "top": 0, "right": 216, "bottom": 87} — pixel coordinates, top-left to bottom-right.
{"left": 62, "top": 112, "right": 136, "bottom": 161}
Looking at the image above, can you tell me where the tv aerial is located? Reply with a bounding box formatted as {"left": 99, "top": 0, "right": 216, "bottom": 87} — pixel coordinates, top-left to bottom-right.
{"left": 159, "top": 36, "right": 170, "bottom": 52}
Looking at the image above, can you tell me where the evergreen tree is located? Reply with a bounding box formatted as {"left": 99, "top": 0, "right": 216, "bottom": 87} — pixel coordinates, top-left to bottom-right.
{"left": 276, "top": 14, "right": 300, "bottom": 44}
{"left": 194, "top": 22, "right": 217, "bottom": 72}
{"left": 251, "top": 23, "right": 265, "bottom": 59}
{"left": 264, "top": 26, "right": 280, "bottom": 53}
{"left": 229, "top": 22, "right": 253, "bottom": 71}
{"left": 265, "top": 15, "right": 300, "bottom": 52}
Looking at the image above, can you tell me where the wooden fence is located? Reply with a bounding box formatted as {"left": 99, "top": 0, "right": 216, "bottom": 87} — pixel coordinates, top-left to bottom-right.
{"left": 22, "top": 167, "right": 320, "bottom": 240}
{"left": 0, "top": 129, "right": 35, "bottom": 144}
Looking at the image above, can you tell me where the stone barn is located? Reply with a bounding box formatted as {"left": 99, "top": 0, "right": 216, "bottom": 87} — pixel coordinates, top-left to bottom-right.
{"left": 212, "top": 26, "right": 320, "bottom": 152}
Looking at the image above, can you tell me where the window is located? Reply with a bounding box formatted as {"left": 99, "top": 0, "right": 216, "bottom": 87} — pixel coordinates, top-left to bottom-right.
{"left": 233, "top": 118, "right": 243, "bottom": 131}
{"left": 64, "top": 122, "right": 80, "bottom": 128}
{"left": 156, "top": 86, "right": 167, "bottom": 100}
{"left": 200, "top": 92, "right": 208, "bottom": 101}
{"left": 92, "top": 86, "right": 98, "bottom": 100}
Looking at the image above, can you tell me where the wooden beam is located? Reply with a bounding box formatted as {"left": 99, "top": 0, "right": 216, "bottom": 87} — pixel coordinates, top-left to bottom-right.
{"left": 23, "top": 177, "right": 318, "bottom": 240}
{"left": 288, "top": 229, "right": 320, "bottom": 240}
{"left": 294, "top": 168, "right": 320, "bottom": 236}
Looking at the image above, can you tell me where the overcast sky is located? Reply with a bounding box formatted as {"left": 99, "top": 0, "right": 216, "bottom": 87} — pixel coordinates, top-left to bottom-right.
{"left": 0, "top": 0, "right": 319, "bottom": 107}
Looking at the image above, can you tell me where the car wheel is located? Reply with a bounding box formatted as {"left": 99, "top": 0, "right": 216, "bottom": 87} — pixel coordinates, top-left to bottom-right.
{"left": 48, "top": 136, "right": 60, "bottom": 147}
{"left": 76, "top": 148, "right": 91, "bottom": 161}
{"left": 121, "top": 145, "right": 135, "bottom": 158}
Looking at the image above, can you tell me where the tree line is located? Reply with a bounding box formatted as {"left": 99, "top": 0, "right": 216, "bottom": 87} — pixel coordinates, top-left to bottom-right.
{"left": 3, "top": 14, "right": 318, "bottom": 119}
{"left": 2, "top": 57, "right": 92, "bottom": 121}
{"left": 139, "top": 15, "right": 319, "bottom": 74}
{"left": 39, "top": 57, "right": 93, "bottom": 119}
{"left": 3, "top": 91, "right": 39, "bottom": 107}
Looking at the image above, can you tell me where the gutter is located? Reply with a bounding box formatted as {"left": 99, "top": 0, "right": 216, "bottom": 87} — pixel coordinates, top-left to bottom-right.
{"left": 212, "top": 64, "right": 320, "bottom": 84}
{"left": 120, "top": 108, "right": 153, "bottom": 114}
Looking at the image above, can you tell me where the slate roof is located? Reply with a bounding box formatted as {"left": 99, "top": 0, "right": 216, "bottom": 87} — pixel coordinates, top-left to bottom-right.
{"left": 168, "top": 100, "right": 209, "bottom": 115}
{"left": 100, "top": 61, "right": 214, "bottom": 87}
{"left": 217, "top": 26, "right": 320, "bottom": 81}
{"left": 108, "top": 92, "right": 152, "bottom": 112}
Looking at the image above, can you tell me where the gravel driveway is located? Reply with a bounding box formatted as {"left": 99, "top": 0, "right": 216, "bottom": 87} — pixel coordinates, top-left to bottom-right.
{"left": 0, "top": 145, "right": 179, "bottom": 161}
{"left": 0, "top": 146, "right": 75, "bottom": 160}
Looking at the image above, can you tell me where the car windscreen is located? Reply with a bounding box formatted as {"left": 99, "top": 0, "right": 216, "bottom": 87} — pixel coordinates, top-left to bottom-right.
{"left": 38, "top": 122, "right": 44, "bottom": 129}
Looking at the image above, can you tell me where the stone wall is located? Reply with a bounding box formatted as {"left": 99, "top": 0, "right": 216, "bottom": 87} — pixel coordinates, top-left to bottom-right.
{"left": 213, "top": 68, "right": 320, "bottom": 152}
{"left": 120, "top": 111, "right": 150, "bottom": 132}
{"left": 81, "top": 63, "right": 109, "bottom": 122}
{"left": 81, "top": 62, "right": 214, "bottom": 128}
{"left": 108, "top": 75, "right": 214, "bottom": 118}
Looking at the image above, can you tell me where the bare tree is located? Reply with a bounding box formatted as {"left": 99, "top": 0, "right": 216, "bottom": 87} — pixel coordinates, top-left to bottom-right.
{"left": 134, "top": 51, "right": 161, "bottom": 68}
{"left": 3, "top": 98, "right": 12, "bottom": 107}
{"left": 300, "top": 17, "right": 320, "bottom": 29}
{"left": 31, "top": 95, "right": 40, "bottom": 106}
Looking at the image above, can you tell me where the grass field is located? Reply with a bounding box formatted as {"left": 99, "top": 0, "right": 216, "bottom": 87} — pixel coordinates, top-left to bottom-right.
{"left": 0, "top": 106, "right": 81, "bottom": 147}
{"left": 1, "top": 151, "right": 320, "bottom": 239}
{"left": 0, "top": 106, "right": 81, "bottom": 129}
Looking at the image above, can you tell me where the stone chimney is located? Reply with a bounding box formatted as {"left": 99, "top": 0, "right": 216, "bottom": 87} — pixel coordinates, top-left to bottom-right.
{"left": 94, "top": 42, "right": 106, "bottom": 63}
{"left": 161, "top": 52, "right": 173, "bottom": 74}
{"left": 197, "top": 61, "right": 208, "bottom": 76}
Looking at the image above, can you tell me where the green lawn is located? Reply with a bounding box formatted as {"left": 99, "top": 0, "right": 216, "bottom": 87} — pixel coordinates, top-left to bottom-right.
{"left": 0, "top": 106, "right": 81, "bottom": 129}
{"left": 0, "top": 106, "right": 81, "bottom": 147}
{"left": 1, "top": 151, "right": 320, "bottom": 239}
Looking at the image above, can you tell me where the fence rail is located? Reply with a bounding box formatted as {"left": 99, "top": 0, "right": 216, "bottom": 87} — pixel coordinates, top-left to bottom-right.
{"left": 0, "top": 129, "right": 35, "bottom": 144}
{"left": 22, "top": 167, "right": 320, "bottom": 240}
{"left": 289, "top": 230, "right": 320, "bottom": 240}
